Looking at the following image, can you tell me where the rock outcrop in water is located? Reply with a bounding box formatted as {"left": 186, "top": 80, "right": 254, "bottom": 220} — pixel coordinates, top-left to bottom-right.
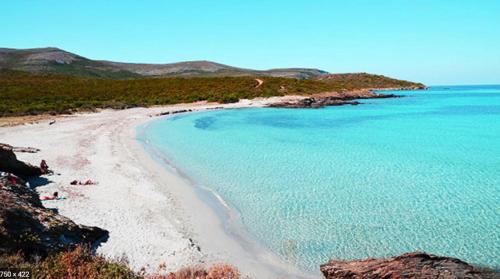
{"left": 269, "top": 91, "right": 400, "bottom": 109}
{"left": 320, "top": 252, "right": 498, "bottom": 279}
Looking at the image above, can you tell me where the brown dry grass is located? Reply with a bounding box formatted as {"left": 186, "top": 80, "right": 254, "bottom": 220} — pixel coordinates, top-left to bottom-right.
{"left": 31, "top": 246, "right": 137, "bottom": 279}
{"left": 1, "top": 246, "right": 241, "bottom": 279}
{"left": 147, "top": 263, "right": 240, "bottom": 279}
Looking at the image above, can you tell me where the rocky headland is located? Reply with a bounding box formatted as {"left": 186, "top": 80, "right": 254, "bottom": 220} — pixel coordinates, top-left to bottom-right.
{"left": 268, "top": 90, "right": 401, "bottom": 108}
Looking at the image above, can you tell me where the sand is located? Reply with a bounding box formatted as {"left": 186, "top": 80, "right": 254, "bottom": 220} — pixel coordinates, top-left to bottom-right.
{"left": 0, "top": 97, "right": 317, "bottom": 279}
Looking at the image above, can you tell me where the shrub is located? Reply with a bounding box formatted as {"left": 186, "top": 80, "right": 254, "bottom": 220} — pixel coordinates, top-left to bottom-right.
{"left": 0, "top": 246, "right": 241, "bottom": 279}
{"left": 220, "top": 94, "right": 239, "bottom": 104}
{"left": 31, "top": 246, "right": 137, "bottom": 279}
{"left": 149, "top": 264, "right": 240, "bottom": 279}
{"left": 207, "top": 264, "right": 240, "bottom": 279}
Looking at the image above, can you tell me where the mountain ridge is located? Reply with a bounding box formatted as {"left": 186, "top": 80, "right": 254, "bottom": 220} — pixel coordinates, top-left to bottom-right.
{"left": 0, "top": 47, "right": 328, "bottom": 79}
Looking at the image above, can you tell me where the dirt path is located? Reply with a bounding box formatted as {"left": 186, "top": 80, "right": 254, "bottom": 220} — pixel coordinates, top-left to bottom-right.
{"left": 255, "top": 78, "right": 264, "bottom": 88}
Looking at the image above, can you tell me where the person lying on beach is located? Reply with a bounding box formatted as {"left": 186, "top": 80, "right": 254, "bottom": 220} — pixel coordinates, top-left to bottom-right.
{"left": 70, "top": 179, "right": 97, "bottom": 185}
{"left": 40, "top": 191, "right": 63, "bottom": 201}
{"left": 40, "top": 159, "right": 52, "bottom": 174}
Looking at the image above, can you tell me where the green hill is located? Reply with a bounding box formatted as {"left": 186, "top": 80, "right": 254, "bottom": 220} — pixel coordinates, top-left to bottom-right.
{"left": 317, "top": 73, "right": 425, "bottom": 90}
{"left": 0, "top": 70, "right": 425, "bottom": 116}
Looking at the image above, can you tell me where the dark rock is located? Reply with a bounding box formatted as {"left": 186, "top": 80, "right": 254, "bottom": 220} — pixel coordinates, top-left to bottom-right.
{"left": 11, "top": 146, "right": 40, "bottom": 153}
{"left": 269, "top": 91, "right": 402, "bottom": 109}
{"left": 157, "top": 109, "right": 196, "bottom": 117}
{"left": 362, "top": 93, "right": 401, "bottom": 99}
{"left": 172, "top": 109, "right": 188, "bottom": 114}
{"left": 320, "top": 252, "right": 498, "bottom": 279}
{"left": 0, "top": 143, "right": 42, "bottom": 178}
{"left": 0, "top": 175, "right": 108, "bottom": 259}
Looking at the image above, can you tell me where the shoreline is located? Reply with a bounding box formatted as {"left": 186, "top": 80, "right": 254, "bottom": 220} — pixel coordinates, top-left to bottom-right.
{"left": 0, "top": 88, "right": 412, "bottom": 127}
{"left": 0, "top": 96, "right": 320, "bottom": 278}
{"left": 0, "top": 91, "right": 411, "bottom": 278}
{"left": 135, "top": 114, "right": 316, "bottom": 278}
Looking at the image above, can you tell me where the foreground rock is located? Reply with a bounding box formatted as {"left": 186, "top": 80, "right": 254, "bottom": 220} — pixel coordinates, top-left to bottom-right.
{"left": 320, "top": 252, "right": 498, "bottom": 279}
{"left": 0, "top": 163, "right": 108, "bottom": 259}
{"left": 0, "top": 143, "right": 42, "bottom": 177}
{"left": 269, "top": 91, "right": 400, "bottom": 108}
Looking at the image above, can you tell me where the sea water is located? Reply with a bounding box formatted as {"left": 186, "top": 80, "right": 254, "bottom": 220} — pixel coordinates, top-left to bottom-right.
{"left": 140, "top": 85, "right": 500, "bottom": 272}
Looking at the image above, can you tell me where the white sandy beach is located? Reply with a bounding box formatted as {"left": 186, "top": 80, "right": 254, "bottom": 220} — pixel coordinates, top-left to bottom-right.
{"left": 0, "top": 97, "right": 316, "bottom": 279}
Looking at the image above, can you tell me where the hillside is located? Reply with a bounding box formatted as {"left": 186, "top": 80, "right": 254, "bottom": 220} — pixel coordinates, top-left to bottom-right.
{"left": 0, "top": 47, "right": 328, "bottom": 79}
{"left": 0, "top": 48, "right": 140, "bottom": 79}
{"left": 317, "top": 73, "right": 426, "bottom": 90}
{"left": 0, "top": 71, "right": 329, "bottom": 116}
{"left": 0, "top": 70, "right": 424, "bottom": 116}
{"left": 104, "top": 60, "right": 327, "bottom": 79}
{"left": 0, "top": 47, "right": 426, "bottom": 117}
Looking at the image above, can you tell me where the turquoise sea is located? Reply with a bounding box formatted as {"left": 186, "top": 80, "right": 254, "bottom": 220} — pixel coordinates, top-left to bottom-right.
{"left": 140, "top": 85, "right": 500, "bottom": 272}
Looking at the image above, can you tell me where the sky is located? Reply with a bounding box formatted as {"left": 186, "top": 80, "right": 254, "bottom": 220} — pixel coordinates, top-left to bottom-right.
{"left": 1, "top": 0, "right": 499, "bottom": 85}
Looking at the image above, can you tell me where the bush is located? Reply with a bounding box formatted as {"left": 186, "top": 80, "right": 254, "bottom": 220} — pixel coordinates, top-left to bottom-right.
{"left": 220, "top": 94, "right": 239, "bottom": 104}
{"left": 207, "top": 264, "right": 240, "bottom": 279}
{"left": 151, "top": 263, "right": 240, "bottom": 279}
{"left": 31, "top": 246, "right": 137, "bottom": 279}
{"left": 0, "top": 246, "right": 241, "bottom": 279}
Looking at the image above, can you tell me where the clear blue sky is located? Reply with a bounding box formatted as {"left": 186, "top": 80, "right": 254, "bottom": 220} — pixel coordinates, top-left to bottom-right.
{"left": 1, "top": 0, "right": 499, "bottom": 85}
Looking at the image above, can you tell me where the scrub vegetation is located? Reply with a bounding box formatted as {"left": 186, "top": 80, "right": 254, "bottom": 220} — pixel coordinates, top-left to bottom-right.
{"left": 0, "top": 246, "right": 240, "bottom": 279}
{"left": 0, "top": 70, "right": 424, "bottom": 117}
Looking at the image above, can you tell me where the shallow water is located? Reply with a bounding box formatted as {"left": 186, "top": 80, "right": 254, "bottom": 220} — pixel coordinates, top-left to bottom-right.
{"left": 141, "top": 85, "right": 500, "bottom": 272}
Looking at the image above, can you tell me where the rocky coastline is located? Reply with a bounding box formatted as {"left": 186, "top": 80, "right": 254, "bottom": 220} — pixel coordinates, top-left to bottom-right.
{"left": 321, "top": 252, "right": 498, "bottom": 279}
{"left": 0, "top": 144, "right": 108, "bottom": 259}
{"left": 268, "top": 90, "right": 402, "bottom": 109}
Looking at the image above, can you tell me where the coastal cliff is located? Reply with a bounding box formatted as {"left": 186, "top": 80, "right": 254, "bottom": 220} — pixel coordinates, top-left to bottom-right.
{"left": 320, "top": 252, "right": 498, "bottom": 279}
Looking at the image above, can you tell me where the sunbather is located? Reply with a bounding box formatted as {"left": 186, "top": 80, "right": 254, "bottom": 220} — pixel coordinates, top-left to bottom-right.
{"left": 40, "top": 160, "right": 50, "bottom": 174}
{"left": 70, "top": 179, "right": 97, "bottom": 185}
{"left": 82, "top": 179, "right": 96, "bottom": 185}
{"left": 41, "top": 191, "right": 59, "bottom": 200}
